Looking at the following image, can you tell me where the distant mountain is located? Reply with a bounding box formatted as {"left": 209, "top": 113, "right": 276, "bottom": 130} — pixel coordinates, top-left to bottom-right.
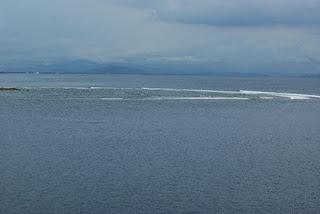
{"left": 5, "top": 60, "right": 147, "bottom": 74}
{"left": 26, "top": 59, "right": 104, "bottom": 73}
{"left": 88, "top": 64, "right": 146, "bottom": 74}
{"left": 2, "top": 59, "right": 319, "bottom": 77}
{"left": 302, "top": 73, "right": 320, "bottom": 78}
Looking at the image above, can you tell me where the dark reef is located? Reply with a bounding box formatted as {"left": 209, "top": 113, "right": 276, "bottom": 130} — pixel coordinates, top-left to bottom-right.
{"left": 0, "top": 88, "right": 19, "bottom": 91}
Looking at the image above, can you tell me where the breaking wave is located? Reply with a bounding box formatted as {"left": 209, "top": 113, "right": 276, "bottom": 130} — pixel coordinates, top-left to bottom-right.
{"left": 18, "top": 86, "right": 320, "bottom": 101}
{"left": 141, "top": 87, "right": 320, "bottom": 100}
{"left": 100, "top": 97, "right": 249, "bottom": 101}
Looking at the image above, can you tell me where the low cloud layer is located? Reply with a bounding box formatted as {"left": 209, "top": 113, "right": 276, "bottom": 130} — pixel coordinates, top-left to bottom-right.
{"left": 117, "top": 0, "right": 320, "bottom": 26}
{"left": 0, "top": 0, "right": 319, "bottom": 74}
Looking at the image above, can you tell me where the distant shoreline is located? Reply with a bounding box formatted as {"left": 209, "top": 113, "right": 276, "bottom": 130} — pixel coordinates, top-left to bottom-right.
{"left": 0, "top": 71, "right": 319, "bottom": 79}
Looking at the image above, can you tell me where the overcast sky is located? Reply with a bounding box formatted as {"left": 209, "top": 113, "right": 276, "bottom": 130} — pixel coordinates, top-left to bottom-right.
{"left": 0, "top": 0, "right": 320, "bottom": 73}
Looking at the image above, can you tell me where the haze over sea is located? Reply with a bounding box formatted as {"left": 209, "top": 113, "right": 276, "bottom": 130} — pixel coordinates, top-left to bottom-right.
{"left": 1, "top": 74, "right": 320, "bottom": 213}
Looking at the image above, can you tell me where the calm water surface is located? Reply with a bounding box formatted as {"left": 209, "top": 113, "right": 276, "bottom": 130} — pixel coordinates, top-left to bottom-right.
{"left": 1, "top": 74, "right": 320, "bottom": 213}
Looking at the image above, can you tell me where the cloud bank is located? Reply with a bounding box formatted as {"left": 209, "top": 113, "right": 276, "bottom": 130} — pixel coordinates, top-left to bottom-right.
{"left": 0, "top": 0, "right": 319, "bottom": 74}
{"left": 117, "top": 0, "right": 320, "bottom": 26}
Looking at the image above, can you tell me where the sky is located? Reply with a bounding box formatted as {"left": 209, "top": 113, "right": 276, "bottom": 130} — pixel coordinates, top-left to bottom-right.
{"left": 0, "top": 0, "right": 320, "bottom": 74}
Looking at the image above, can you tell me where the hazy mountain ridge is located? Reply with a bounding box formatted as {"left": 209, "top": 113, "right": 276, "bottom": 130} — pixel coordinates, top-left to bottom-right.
{"left": 88, "top": 64, "right": 146, "bottom": 74}
{"left": 1, "top": 60, "right": 146, "bottom": 75}
{"left": 1, "top": 59, "right": 320, "bottom": 78}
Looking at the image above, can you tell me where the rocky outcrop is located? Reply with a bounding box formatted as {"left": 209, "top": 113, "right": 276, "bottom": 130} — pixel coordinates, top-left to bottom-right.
{"left": 0, "top": 88, "right": 19, "bottom": 91}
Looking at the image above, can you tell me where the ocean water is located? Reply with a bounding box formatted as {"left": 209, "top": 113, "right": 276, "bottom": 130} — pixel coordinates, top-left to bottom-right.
{"left": 1, "top": 74, "right": 320, "bottom": 214}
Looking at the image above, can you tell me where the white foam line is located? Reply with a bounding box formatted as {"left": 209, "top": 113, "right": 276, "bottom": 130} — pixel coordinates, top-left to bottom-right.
{"left": 23, "top": 86, "right": 91, "bottom": 90}
{"left": 100, "top": 97, "right": 249, "bottom": 101}
{"left": 141, "top": 87, "right": 237, "bottom": 94}
{"left": 100, "top": 98, "right": 124, "bottom": 100}
{"left": 239, "top": 90, "right": 320, "bottom": 100}
{"left": 144, "top": 97, "right": 249, "bottom": 100}
{"left": 142, "top": 87, "right": 320, "bottom": 100}
{"left": 20, "top": 86, "right": 320, "bottom": 100}
{"left": 260, "top": 97, "right": 274, "bottom": 100}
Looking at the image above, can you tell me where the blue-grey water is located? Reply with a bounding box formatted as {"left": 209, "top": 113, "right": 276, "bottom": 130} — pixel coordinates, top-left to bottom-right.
{"left": 1, "top": 74, "right": 320, "bottom": 214}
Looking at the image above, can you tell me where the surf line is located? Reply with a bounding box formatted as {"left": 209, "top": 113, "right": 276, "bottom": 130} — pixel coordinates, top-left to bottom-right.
{"left": 141, "top": 87, "right": 320, "bottom": 100}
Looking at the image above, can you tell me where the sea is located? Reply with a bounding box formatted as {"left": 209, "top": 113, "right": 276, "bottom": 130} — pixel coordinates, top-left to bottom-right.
{"left": 1, "top": 74, "right": 320, "bottom": 214}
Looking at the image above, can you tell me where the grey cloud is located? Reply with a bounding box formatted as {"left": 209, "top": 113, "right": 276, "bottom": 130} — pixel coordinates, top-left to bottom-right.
{"left": 116, "top": 0, "right": 320, "bottom": 26}
{"left": 0, "top": 0, "right": 319, "bottom": 74}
